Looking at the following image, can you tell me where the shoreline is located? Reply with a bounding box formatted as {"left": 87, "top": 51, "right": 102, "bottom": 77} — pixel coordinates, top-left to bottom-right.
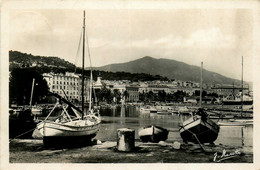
{"left": 9, "top": 139, "right": 253, "bottom": 163}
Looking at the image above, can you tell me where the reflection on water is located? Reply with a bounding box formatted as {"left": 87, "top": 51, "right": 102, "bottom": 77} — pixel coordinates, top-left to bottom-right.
{"left": 215, "top": 126, "right": 252, "bottom": 147}
{"left": 97, "top": 105, "right": 252, "bottom": 147}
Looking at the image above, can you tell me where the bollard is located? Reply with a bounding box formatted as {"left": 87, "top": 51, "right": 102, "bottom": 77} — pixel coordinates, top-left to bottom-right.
{"left": 117, "top": 128, "right": 135, "bottom": 152}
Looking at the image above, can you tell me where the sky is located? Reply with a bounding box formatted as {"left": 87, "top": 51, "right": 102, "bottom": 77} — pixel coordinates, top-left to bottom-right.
{"left": 9, "top": 8, "right": 255, "bottom": 82}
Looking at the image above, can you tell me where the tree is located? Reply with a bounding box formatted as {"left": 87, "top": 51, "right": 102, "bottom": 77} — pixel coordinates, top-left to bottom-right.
{"left": 113, "top": 89, "right": 121, "bottom": 104}
{"left": 194, "top": 90, "right": 207, "bottom": 97}
{"left": 147, "top": 91, "right": 154, "bottom": 102}
{"left": 158, "top": 90, "right": 166, "bottom": 101}
{"left": 9, "top": 68, "right": 49, "bottom": 105}
{"left": 123, "top": 90, "right": 129, "bottom": 102}
{"left": 96, "top": 87, "right": 113, "bottom": 103}
{"left": 173, "top": 90, "right": 187, "bottom": 102}
{"left": 207, "top": 92, "right": 219, "bottom": 98}
{"left": 139, "top": 91, "right": 145, "bottom": 102}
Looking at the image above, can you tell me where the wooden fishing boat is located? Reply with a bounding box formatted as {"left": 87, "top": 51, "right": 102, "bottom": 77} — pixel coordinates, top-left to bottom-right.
{"left": 138, "top": 125, "right": 169, "bottom": 143}
{"left": 179, "top": 108, "right": 220, "bottom": 144}
{"left": 179, "top": 63, "right": 220, "bottom": 144}
{"left": 37, "top": 11, "right": 101, "bottom": 147}
{"left": 37, "top": 93, "right": 101, "bottom": 147}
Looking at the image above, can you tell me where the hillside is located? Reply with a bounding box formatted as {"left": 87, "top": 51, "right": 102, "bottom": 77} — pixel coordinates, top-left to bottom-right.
{"left": 9, "top": 51, "right": 75, "bottom": 71}
{"left": 95, "top": 56, "right": 241, "bottom": 85}
{"left": 8, "top": 51, "right": 169, "bottom": 82}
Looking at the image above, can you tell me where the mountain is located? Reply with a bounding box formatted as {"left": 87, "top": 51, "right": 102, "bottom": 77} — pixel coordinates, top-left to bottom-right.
{"left": 94, "top": 56, "right": 241, "bottom": 85}
{"left": 8, "top": 51, "right": 169, "bottom": 82}
{"left": 9, "top": 51, "right": 245, "bottom": 87}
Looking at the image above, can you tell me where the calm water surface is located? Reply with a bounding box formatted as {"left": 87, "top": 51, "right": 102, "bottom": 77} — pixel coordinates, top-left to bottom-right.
{"left": 96, "top": 105, "right": 252, "bottom": 147}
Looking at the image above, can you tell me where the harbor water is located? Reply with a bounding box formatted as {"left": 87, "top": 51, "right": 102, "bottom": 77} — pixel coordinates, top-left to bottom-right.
{"left": 96, "top": 105, "right": 253, "bottom": 147}
{"left": 9, "top": 104, "right": 253, "bottom": 163}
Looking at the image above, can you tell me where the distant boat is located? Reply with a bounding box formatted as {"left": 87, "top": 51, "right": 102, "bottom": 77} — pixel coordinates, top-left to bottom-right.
{"left": 223, "top": 56, "right": 253, "bottom": 106}
{"left": 138, "top": 125, "right": 169, "bottom": 143}
{"left": 156, "top": 110, "right": 172, "bottom": 115}
{"left": 230, "top": 119, "right": 253, "bottom": 123}
{"left": 177, "top": 106, "right": 192, "bottom": 115}
{"left": 31, "top": 106, "right": 42, "bottom": 116}
{"left": 9, "top": 107, "right": 37, "bottom": 139}
{"left": 36, "top": 11, "right": 101, "bottom": 147}
{"left": 222, "top": 94, "right": 253, "bottom": 105}
{"left": 27, "top": 78, "right": 43, "bottom": 118}
{"left": 140, "top": 106, "right": 158, "bottom": 114}
{"left": 140, "top": 105, "right": 173, "bottom": 115}
{"left": 218, "top": 119, "right": 253, "bottom": 126}
{"left": 179, "top": 62, "right": 220, "bottom": 144}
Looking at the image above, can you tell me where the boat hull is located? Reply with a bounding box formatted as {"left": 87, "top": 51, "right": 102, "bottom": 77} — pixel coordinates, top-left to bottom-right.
{"left": 138, "top": 125, "right": 169, "bottom": 143}
{"left": 179, "top": 116, "right": 219, "bottom": 144}
{"left": 37, "top": 120, "right": 100, "bottom": 147}
{"left": 222, "top": 100, "right": 253, "bottom": 105}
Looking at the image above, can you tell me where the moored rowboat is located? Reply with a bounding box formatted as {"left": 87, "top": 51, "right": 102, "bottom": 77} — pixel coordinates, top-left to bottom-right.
{"left": 138, "top": 125, "right": 169, "bottom": 143}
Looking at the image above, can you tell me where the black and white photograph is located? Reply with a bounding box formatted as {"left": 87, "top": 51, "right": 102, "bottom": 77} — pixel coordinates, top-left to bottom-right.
{"left": 1, "top": 0, "right": 260, "bottom": 169}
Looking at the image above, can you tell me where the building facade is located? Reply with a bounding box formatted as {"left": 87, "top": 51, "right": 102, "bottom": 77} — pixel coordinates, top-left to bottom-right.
{"left": 125, "top": 86, "right": 139, "bottom": 102}
{"left": 43, "top": 72, "right": 90, "bottom": 102}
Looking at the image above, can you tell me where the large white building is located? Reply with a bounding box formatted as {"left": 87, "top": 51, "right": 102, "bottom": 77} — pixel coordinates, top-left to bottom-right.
{"left": 43, "top": 72, "right": 90, "bottom": 102}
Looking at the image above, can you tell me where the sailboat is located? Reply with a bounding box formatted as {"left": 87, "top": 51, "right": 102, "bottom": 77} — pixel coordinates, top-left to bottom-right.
{"left": 222, "top": 56, "right": 253, "bottom": 106}
{"left": 29, "top": 78, "right": 43, "bottom": 118}
{"left": 179, "top": 62, "right": 220, "bottom": 144}
{"left": 37, "top": 11, "right": 101, "bottom": 147}
{"left": 219, "top": 56, "right": 253, "bottom": 125}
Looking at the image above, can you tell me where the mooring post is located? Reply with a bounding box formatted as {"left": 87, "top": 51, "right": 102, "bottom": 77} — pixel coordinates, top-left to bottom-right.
{"left": 117, "top": 128, "right": 135, "bottom": 152}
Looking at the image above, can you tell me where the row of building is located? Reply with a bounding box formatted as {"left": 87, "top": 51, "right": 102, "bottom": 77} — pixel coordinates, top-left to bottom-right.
{"left": 43, "top": 72, "right": 251, "bottom": 103}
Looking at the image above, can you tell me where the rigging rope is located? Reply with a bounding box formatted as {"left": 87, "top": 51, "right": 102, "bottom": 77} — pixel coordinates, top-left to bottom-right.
{"left": 10, "top": 127, "right": 37, "bottom": 140}
{"left": 74, "top": 29, "right": 83, "bottom": 73}
{"left": 85, "top": 23, "right": 93, "bottom": 70}
{"left": 85, "top": 13, "right": 98, "bottom": 106}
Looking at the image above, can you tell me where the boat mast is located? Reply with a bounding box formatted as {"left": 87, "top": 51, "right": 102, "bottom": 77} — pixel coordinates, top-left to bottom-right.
{"left": 241, "top": 56, "right": 243, "bottom": 117}
{"left": 199, "top": 62, "right": 203, "bottom": 108}
{"left": 81, "top": 10, "right": 86, "bottom": 118}
{"left": 89, "top": 71, "right": 92, "bottom": 111}
{"left": 29, "top": 78, "right": 35, "bottom": 108}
